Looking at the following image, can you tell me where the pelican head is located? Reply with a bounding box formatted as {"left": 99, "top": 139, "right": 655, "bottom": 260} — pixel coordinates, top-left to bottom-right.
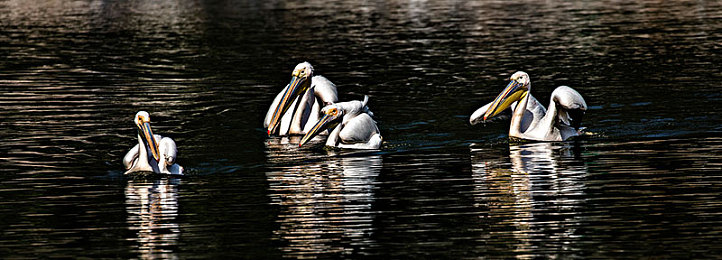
{"left": 483, "top": 71, "right": 530, "bottom": 121}
{"left": 298, "top": 105, "right": 343, "bottom": 147}
{"left": 267, "top": 62, "right": 315, "bottom": 135}
{"left": 134, "top": 111, "right": 160, "bottom": 162}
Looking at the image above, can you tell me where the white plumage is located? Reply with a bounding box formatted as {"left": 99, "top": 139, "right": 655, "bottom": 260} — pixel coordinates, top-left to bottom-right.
{"left": 300, "top": 96, "right": 383, "bottom": 149}
{"left": 123, "top": 111, "right": 184, "bottom": 175}
{"left": 470, "top": 71, "right": 587, "bottom": 141}
{"left": 265, "top": 62, "right": 338, "bottom": 136}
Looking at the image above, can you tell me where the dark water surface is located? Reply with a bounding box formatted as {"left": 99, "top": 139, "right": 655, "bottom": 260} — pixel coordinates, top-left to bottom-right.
{"left": 2, "top": 0, "right": 722, "bottom": 258}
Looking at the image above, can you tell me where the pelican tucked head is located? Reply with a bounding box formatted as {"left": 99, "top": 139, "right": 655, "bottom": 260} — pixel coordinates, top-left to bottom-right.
{"left": 267, "top": 62, "right": 315, "bottom": 135}
{"left": 483, "top": 71, "right": 530, "bottom": 121}
{"left": 299, "top": 105, "right": 343, "bottom": 147}
{"left": 135, "top": 111, "right": 160, "bottom": 162}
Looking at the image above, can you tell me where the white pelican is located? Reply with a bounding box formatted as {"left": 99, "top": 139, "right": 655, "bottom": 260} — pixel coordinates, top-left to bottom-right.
{"left": 299, "top": 95, "right": 382, "bottom": 149}
{"left": 123, "top": 111, "right": 184, "bottom": 175}
{"left": 470, "top": 71, "right": 587, "bottom": 141}
{"left": 265, "top": 62, "right": 338, "bottom": 136}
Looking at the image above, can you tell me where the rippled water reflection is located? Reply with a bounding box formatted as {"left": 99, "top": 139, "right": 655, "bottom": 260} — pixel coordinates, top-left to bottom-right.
{"left": 471, "top": 143, "right": 588, "bottom": 257}
{"left": 126, "top": 179, "right": 181, "bottom": 259}
{"left": 1, "top": 0, "right": 722, "bottom": 258}
{"left": 266, "top": 142, "right": 381, "bottom": 258}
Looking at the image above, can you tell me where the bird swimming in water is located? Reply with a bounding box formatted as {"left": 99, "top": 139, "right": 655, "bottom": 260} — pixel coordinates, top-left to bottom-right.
{"left": 299, "top": 95, "right": 383, "bottom": 149}
{"left": 469, "top": 71, "right": 587, "bottom": 141}
{"left": 123, "top": 111, "right": 184, "bottom": 175}
{"left": 265, "top": 62, "right": 338, "bottom": 136}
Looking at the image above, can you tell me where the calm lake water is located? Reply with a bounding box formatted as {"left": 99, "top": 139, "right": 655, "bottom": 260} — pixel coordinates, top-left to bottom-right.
{"left": 2, "top": 0, "right": 722, "bottom": 258}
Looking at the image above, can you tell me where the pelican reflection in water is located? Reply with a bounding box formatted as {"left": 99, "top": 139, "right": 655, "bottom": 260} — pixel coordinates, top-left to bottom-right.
{"left": 123, "top": 111, "right": 183, "bottom": 175}
{"left": 265, "top": 62, "right": 338, "bottom": 136}
{"left": 125, "top": 179, "right": 180, "bottom": 259}
{"left": 264, "top": 148, "right": 382, "bottom": 258}
{"left": 470, "top": 71, "right": 587, "bottom": 141}
{"left": 469, "top": 142, "right": 588, "bottom": 255}
{"left": 299, "top": 95, "right": 382, "bottom": 149}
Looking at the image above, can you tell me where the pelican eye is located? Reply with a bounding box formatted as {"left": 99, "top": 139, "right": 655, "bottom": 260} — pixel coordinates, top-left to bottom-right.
{"left": 327, "top": 108, "right": 338, "bottom": 116}
{"left": 137, "top": 116, "right": 150, "bottom": 124}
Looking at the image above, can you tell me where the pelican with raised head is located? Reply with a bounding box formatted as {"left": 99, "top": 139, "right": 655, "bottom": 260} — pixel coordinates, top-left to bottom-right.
{"left": 470, "top": 71, "right": 587, "bottom": 141}
{"left": 265, "top": 62, "right": 338, "bottom": 136}
{"left": 299, "top": 95, "right": 382, "bottom": 149}
{"left": 123, "top": 111, "right": 184, "bottom": 175}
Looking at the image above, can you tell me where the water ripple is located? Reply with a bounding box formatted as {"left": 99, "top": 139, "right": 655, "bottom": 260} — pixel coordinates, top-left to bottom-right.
{"left": 1, "top": 0, "right": 722, "bottom": 258}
